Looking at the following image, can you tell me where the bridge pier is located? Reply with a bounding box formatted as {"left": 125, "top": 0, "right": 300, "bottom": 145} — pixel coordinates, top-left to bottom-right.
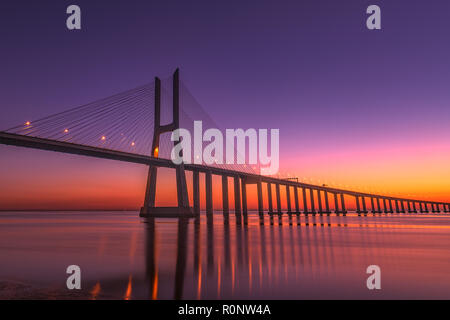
{"left": 310, "top": 188, "right": 316, "bottom": 214}
{"left": 412, "top": 201, "right": 417, "bottom": 213}
{"left": 334, "top": 193, "right": 340, "bottom": 214}
{"left": 222, "top": 175, "right": 229, "bottom": 217}
{"left": 419, "top": 202, "right": 424, "bottom": 213}
{"left": 445, "top": 204, "right": 450, "bottom": 213}
{"left": 302, "top": 187, "right": 308, "bottom": 214}
{"left": 382, "top": 198, "right": 388, "bottom": 214}
{"left": 241, "top": 177, "right": 248, "bottom": 216}
{"left": 193, "top": 171, "right": 200, "bottom": 215}
{"left": 317, "top": 189, "right": 323, "bottom": 214}
{"left": 294, "top": 186, "right": 301, "bottom": 214}
{"left": 432, "top": 203, "right": 438, "bottom": 213}
{"left": 407, "top": 201, "right": 413, "bottom": 213}
{"left": 400, "top": 200, "right": 405, "bottom": 213}
{"left": 276, "top": 183, "right": 282, "bottom": 215}
{"left": 267, "top": 183, "right": 274, "bottom": 214}
{"left": 388, "top": 199, "right": 394, "bottom": 213}
{"left": 140, "top": 70, "right": 193, "bottom": 218}
{"left": 395, "top": 200, "right": 400, "bottom": 213}
{"left": 234, "top": 176, "right": 242, "bottom": 221}
{"left": 376, "top": 197, "right": 382, "bottom": 214}
{"left": 424, "top": 203, "right": 429, "bottom": 213}
{"left": 361, "top": 196, "right": 368, "bottom": 214}
{"left": 206, "top": 171, "right": 213, "bottom": 216}
{"left": 356, "top": 195, "right": 361, "bottom": 215}
{"left": 324, "top": 191, "right": 331, "bottom": 214}
{"left": 257, "top": 179, "right": 264, "bottom": 215}
{"left": 286, "top": 185, "right": 292, "bottom": 214}
{"left": 370, "top": 197, "right": 376, "bottom": 214}
{"left": 340, "top": 193, "right": 347, "bottom": 215}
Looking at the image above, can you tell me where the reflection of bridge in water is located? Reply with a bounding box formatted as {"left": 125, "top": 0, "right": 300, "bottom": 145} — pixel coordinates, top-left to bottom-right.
{"left": 141, "top": 212, "right": 449, "bottom": 300}
{"left": 1, "top": 69, "right": 449, "bottom": 218}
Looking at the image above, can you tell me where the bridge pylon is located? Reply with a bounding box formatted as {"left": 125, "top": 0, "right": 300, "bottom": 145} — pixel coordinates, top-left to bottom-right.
{"left": 140, "top": 69, "right": 194, "bottom": 217}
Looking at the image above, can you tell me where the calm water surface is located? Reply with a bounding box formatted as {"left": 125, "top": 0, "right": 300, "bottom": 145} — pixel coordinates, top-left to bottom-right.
{"left": 1, "top": 211, "right": 450, "bottom": 299}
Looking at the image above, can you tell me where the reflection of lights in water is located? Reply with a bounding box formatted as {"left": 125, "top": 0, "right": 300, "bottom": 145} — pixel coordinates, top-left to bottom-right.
{"left": 124, "top": 275, "right": 132, "bottom": 300}
{"left": 90, "top": 282, "right": 101, "bottom": 300}
{"left": 217, "top": 256, "right": 221, "bottom": 298}
{"left": 197, "top": 259, "right": 202, "bottom": 300}
{"left": 151, "top": 271, "right": 158, "bottom": 300}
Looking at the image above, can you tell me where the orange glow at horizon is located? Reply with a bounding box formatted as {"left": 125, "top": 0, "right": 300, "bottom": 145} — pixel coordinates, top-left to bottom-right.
{"left": 1, "top": 137, "right": 450, "bottom": 211}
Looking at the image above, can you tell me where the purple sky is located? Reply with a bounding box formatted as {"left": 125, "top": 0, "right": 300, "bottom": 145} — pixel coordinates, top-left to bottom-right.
{"left": 1, "top": 0, "right": 450, "bottom": 208}
{"left": 1, "top": 1, "right": 449, "bottom": 135}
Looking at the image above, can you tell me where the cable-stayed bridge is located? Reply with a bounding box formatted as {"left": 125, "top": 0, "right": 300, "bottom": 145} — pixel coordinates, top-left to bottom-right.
{"left": 1, "top": 69, "right": 449, "bottom": 218}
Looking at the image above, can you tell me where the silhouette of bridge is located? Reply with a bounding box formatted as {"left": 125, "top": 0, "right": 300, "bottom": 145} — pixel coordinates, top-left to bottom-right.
{"left": 1, "top": 69, "right": 449, "bottom": 218}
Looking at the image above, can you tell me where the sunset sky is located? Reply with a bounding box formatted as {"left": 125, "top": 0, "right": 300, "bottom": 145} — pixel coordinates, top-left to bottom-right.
{"left": 1, "top": 0, "right": 450, "bottom": 210}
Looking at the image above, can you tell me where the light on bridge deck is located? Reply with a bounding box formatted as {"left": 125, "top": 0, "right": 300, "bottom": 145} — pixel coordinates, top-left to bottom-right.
{"left": 64, "top": 129, "right": 69, "bottom": 133}
{"left": 25, "top": 121, "right": 30, "bottom": 126}
{"left": 131, "top": 142, "right": 135, "bottom": 146}
{"left": 101, "top": 136, "right": 106, "bottom": 141}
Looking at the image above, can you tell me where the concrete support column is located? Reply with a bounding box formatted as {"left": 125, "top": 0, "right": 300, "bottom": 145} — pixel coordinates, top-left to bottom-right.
{"left": 324, "top": 191, "right": 331, "bottom": 214}
{"left": 412, "top": 202, "right": 417, "bottom": 213}
{"left": 257, "top": 180, "right": 263, "bottom": 215}
{"left": 424, "top": 203, "right": 429, "bottom": 213}
{"left": 286, "top": 185, "right": 292, "bottom": 213}
{"left": 419, "top": 202, "right": 424, "bottom": 213}
{"left": 193, "top": 171, "right": 200, "bottom": 216}
{"left": 222, "top": 175, "right": 229, "bottom": 216}
{"left": 340, "top": 193, "right": 347, "bottom": 214}
{"left": 233, "top": 176, "right": 241, "bottom": 217}
{"left": 401, "top": 200, "right": 405, "bottom": 213}
{"left": 302, "top": 187, "right": 308, "bottom": 214}
{"left": 276, "top": 184, "right": 282, "bottom": 214}
{"left": 294, "top": 186, "right": 300, "bottom": 214}
{"left": 317, "top": 190, "right": 323, "bottom": 214}
{"left": 267, "top": 183, "right": 273, "bottom": 213}
{"left": 371, "top": 197, "right": 376, "bottom": 213}
{"left": 361, "top": 196, "right": 367, "bottom": 213}
{"left": 143, "top": 166, "right": 157, "bottom": 209}
{"left": 376, "top": 197, "right": 381, "bottom": 213}
{"left": 355, "top": 195, "right": 361, "bottom": 214}
{"left": 241, "top": 178, "right": 248, "bottom": 216}
{"left": 334, "top": 193, "right": 340, "bottom": 214}
{"left": 388, "top": 199, "right": 393, "bottom": 213}
{"left": 205, "top": 171, "right": 213, "bottom": 215}
{"left": 383, "top": 198, "right": 388, "bottom": 213}
{"left": 395, "top": 200, "right": 400, "bottom": 213}
{"left": 310, "top": 189, "right": 316, "bottom": 214}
